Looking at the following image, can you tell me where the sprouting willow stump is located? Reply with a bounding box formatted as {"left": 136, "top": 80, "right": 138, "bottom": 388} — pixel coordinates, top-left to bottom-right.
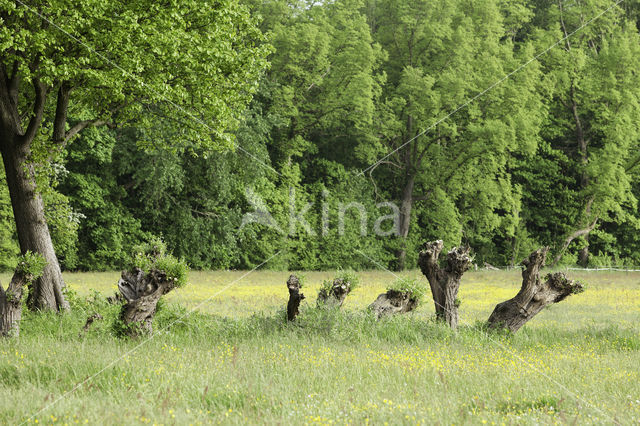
{"left": 418, "top": 240, "right": 472, "bottom": 329}
{"left": 487, "top": 247, "right": 584, "bottom": 332}
{"left": 0, "top": 270, "right": 29, "bottom": 337}
{"left": 286, "top": 275, "right": 305, "bottom": 321}
{"left": 368, "top": 290, "right": 419, "bottom": 319}
{"left": 117, "top": 267, "right": 180, "bottom": 337}
{"left": 317, "top": 278, "right": 354, "bottom": 308}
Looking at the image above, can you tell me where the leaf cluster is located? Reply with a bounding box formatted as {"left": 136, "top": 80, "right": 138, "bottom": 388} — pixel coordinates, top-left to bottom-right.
{"left": 386, "top": 277, "right": 428, "bottom": 304}
{"left": 129, "top": 238, "right": 188, "bottom": 288}
{"left": 320, "top": 269, "right": 361, "bottom": 294}
{"left": 15, "top": 251, "right": 48, "bottom": 282}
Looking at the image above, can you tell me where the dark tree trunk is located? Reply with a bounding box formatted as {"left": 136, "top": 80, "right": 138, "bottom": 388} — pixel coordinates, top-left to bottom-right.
{"left": 368, "top": 290, "right": 418, "bottom": 319}
{"left": 487, "top": 247, "right": 584, "bottom": 332}
{"left": 396, "top": 174, "right": 415, "bottom": 271}
{"left": 1, "top": 145, "right": 68, "bottom": 311}
{"left": 117, "top": 268, "right": 179, "bottom": 337}
{"left": 0, "top": 70, "right": 67, "bottom": 312}
{"left": 317, "top": 278, "right": 354, "bottom": 308}
{"left": 0, "top": 269, "right": 28, "bottom": 337}
{"left": 286, "top": 274, "right": 305, "bottom": 321}
{"left": 418, "top": 240, "right": 472, "bottom": 329}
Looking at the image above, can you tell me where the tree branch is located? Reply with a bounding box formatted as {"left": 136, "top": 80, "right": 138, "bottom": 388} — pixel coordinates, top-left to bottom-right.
{"left": 558, "top": 0, "right": 573, "bottom": 51}
{"left": 625, "top": 153, "right": 640, "bottom": 173}
{"left": 53, "top": 84, "right": 71, "bottom": 144}
{"left": 18, "top": 79, "right": 47, "bottom": 146}
{"left": 412, "top": 191, "right": 432, "bottom": 202}
{"left": 8, "top": 60, "right": 19, "bottom": 107}
{"left": 551, "top": 214, "right": 599, "bottom": 266}
{"left": 0, "top": 63, "right": 22, "bottom": 135}
{"left": 63, "top": 118, "right": 108, "bottom": 144}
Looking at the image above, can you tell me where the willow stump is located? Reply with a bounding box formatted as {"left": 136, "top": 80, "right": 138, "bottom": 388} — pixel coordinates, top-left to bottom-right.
{"left": 286, "top": 275, "right": 305, "bottom": 321}
{"left": 317, "top": 278, "right": 354, "bottom": 308}
{"left": 418, "top": 240, "right": 472, "bottom": 329}
{"left": 487, "top": 247, "right": 584, "bottom": 332}
{"left": 0, "top": 271, "right": 28, "bottom": 337}
{"left": 117, "top": 267, "right": 179, "bottom": 337}
{"left": 368, "top": 290, "right": 419, "bottom": 319}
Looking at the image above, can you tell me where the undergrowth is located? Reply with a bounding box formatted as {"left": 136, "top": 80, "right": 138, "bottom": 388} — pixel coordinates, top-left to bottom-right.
{"left": 17, "top": 290, "right": 640, "bottom": 353}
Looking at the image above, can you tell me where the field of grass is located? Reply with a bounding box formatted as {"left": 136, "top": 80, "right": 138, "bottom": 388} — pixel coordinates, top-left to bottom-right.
{"left": 0, "top": 269, "right": 638, "bottom": 425}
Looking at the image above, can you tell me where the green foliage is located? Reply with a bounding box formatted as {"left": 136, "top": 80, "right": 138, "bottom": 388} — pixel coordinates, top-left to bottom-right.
{"left": 60, "top": 127, "right": 150, "bottom": 271}
{"left": 0, "top": 0, "right": 271, "bottom": 275}
{"left": 294, "top": 273, "right": 307, "bottom": 288}
{"left": 14, "top": 0, "right": 640, "bottom": 271}
{"left": 319, "top": 270, "right": 360, "bottom": 297}
{"left": 129, "top": 238, "right": 188, "bottom": 288}
{"left": 0, "top": 165, "right": 18, "bottom": 271}
{"left": 386, "top": 277, "right": 428, "bottom": 304}
{"left": 335, "top": 269, "right": 360, "bottom": 290}
{"left": 15, "top": 251, "right": 47, "bottom": 282}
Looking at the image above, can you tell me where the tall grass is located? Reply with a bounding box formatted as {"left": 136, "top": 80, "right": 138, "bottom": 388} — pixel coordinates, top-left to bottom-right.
{"left": 0, "top": 270, "right": 638, "bottom": 424}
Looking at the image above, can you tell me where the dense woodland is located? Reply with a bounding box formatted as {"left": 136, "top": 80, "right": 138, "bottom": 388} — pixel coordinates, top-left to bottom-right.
{"left": 2, "top": 0, "right": 640, "bottom": 277}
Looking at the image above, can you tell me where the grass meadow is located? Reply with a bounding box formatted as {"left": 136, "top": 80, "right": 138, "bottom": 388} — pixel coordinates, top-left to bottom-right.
{"left": 0, "top": 269, "right": 638, "bottom": 425}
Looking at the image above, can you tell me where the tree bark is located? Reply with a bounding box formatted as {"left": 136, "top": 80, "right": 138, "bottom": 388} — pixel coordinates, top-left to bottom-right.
{"left": 286, "top": 274, "right": 305, "bottom": 321}
{"left": 317, "top": 278, "right": 354, "bottom": 308}
{"left": 577, "top": 244, "right": 589, "bottom": 268}
{"left": 117, "top": 268, "right": 179, "bottom": 337}
{"left": 0, "top": 269, "right": 28, "bottom": 336}
{"left": 396, "top": 174, "right": 415, "bottom": 271}
{"left": 1, "top": 144, "right": 69, "bottom": 311}
{"left": 368, "top": 290, "right": 419, "bottom": 319}
{"left": 487, "top": 247, "right": 584, "bottom": 332}
{"left": 0, "top": 68, "right": 68, "bottom": 312}
{"left": 418, "top": 240, "right": 472, "bottom": 329}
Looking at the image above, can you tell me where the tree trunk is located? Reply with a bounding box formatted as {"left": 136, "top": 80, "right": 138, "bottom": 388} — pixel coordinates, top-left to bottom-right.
{"left": 0, "top": 270, "right": 28, "bottom": 336}
{"left": 317, "top": 278, "right": 354, "bottom": 308}
{"left": 396, "top": 174, "right": 415, "bottom": 271}
{"left": 487, "top": 247, "right": 584, "bottom": 332}
{"left": 1, "top": 141, "right": 68, "bottom": 312}
{"left": 286, "top": 274, "right": 305, "bottom": 321}
{"left": 117, "top": 268, "right": 178, "bottom": 337}
{"left": 417, "top": 240, "right": 472, "bottom": 329}
{"left": 368, "top": 290, "right": 419, "bottom": 319}
{"left": 577, "top": 245, "right": 589, "bottom": 268}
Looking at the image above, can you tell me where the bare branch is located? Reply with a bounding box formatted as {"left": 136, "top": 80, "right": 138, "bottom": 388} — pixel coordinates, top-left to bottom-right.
{"left": 551, "top": 213, "right": 599, "bottom": 266}
{"left": 19, "top": 79, "right": 47, "bottom": 146}
{"left": 63, "top": 119, "right": 108, "bottom": 144}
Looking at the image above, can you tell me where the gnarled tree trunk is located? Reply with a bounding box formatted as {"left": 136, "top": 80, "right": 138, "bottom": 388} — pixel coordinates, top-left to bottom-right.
{"left": 117, "top": 268, "right": 179, "bottom": 337}
{"left": 0, "top": 270, "right": 28, "bottom": 336}
{"left": 368, "top": 290, "right": 418, "bottom": 319}
{"left": 2, "top": 149, "right": 69, "bottom": 312}
{"left": 286, "top": 275, "right": 305, "bottom": 321}
{"left": 317, "top": 278, "right": 354, "bottom": 308}
{"left": 487, "top": 247, "right": 584, "bottom": 332}
{"left": 418, "top": 240, "right": 472, "bottom": 329}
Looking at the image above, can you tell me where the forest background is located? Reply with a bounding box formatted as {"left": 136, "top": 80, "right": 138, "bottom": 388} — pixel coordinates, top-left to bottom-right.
{"left": 2, "top": 0, "right": 640, "bottom": 273}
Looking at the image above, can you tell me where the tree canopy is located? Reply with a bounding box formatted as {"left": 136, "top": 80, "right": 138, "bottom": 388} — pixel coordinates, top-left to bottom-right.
{"left": 2, "top": 0, "right": 640, "bottom": 275}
